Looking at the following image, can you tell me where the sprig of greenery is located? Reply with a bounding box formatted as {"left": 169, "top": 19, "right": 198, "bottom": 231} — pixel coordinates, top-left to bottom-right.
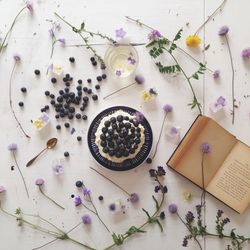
{"left": 145, "top": 28, "right": 202, "bottom": 114}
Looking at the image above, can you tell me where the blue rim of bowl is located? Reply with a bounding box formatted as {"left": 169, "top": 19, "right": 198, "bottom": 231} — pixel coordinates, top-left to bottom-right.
{"left": 87, "top": 106, "right": 153, "bottom": 171}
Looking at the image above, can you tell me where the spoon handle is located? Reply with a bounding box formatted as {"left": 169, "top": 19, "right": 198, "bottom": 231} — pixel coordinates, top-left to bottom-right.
{"left": 26, "top": 148, "right": 47, "bottom": 167}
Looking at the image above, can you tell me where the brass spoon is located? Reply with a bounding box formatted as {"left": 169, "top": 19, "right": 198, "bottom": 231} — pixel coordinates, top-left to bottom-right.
{"left": 26, "top": 138, "right": 58, "bottom": 167}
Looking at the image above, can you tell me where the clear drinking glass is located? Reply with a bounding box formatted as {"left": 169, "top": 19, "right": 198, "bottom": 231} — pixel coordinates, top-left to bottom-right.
{"left": 104, "top": 44, "right": 138, "bottom": 79}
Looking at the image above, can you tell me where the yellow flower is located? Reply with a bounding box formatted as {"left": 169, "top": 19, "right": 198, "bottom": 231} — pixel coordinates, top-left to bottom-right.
{"left": 186, "top": 35, "right": 201, "bottom": 47}
{"left": 141, "top": 90, "right": 153, "bottom": 101}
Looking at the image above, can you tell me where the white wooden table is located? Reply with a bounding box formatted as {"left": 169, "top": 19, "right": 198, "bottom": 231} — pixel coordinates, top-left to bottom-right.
{"left": 0, "top": 0, "right": 249, "bottom": 249}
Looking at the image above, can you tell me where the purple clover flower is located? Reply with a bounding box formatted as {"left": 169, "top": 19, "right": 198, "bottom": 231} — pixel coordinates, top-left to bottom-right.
{"left": 13, "top": 53, "right": 21, "bottom": 62}
{"left": 128, "top": 56, "right": 136, "bottom": 65}
{"left": 26, "top": 0, "right": 33, "bottom": 12}
{"left": 241, "top": 48, "right": 250, "bottom": 59}
{"left": 130, "top": 193, "right": 140, "bottom": 203}
{"left": 215, "top": 96, "right": 226, "bottom": 107}
{"left": 83, "top": 187, "right": 91, "bottom": 196}
{"left": 8, "top": 143, "right": 17, "bottom": 151}
{"left": 134, "top": 74, "right": 145, "bottom": 84}
{"left": 58, "top": 38, "right": 66, "bottom": 45}
{"left": 74, "top": 196, "right": 82, "bottom": 206}
{"left": 53, "top": 164, "right": 63, "bottom": 175}
{"left": 148, "top": 29, "right": 161, "bottom": 40}
{"left": 218, "top": 25, "right": 229, "bottom": 36}
{"left": 201, "top": 142, "right": 211, "bottom": 154}
{"left": 168, "top": 203, "right": 178, "bottom": 214}
{"left": 0, "top": 185, "right": 6, "bottom": 193}
{"left": 163, "top": 104, "right": 173, "bottom": 114}
{"left": 81, "top": 214, "right": 92, "bottom": 224}
{"left": 115, "top": 28, "right": 126, "bottom": 39}
{"left": 35, "top": 178, "right": 45, "bottom": 186}
{"left": 213, "top": 70, "right": 220, "bottom": 79}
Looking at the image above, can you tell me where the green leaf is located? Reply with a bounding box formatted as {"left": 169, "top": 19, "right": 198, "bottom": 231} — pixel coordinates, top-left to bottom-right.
{"left": 80, "top": 22, "right": 85, "bottom": 31}
{"left": 142, "top": 208, "right": 151, "bottom": 219}
{"left": 169, "top": 28, "right": 183, "bottom": 54}
{"left": 155, "top": 219, "right": 164, "bottom": 232}
{"left": 204, "top": 44, "right": 210, "bottom": 51}
{"left": 146, "top": 40, "right": 157, "bottom": 48}
{"left": 173, "top": 28, "right": 183, "bottom": 42}
{"left": 152, "top": 195, "right": 159, "bottom": 210}
{"left": 126, "top": 226, "right": 146, "bottom": 236}
{"left": 155, "top": 62, "right": 181, "bottom": 74}
{"left": 112, "top": 233, "right": 124, "bottom": 246}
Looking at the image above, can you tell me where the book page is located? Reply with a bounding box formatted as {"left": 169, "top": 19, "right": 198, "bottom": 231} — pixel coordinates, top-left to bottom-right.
{"left": 172, "top": 118, "right": 236, "bottom": 188}
{"left": 206, "top": 142, "right": 250, "bottom": 214}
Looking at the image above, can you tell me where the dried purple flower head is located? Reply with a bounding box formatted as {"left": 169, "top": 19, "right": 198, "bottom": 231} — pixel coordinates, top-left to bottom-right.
{"left": 109, "top": 203, "right": 116, "bottom": 211}
{"left": 74, "top": 196, "right": 82, "bottom": 206}
{"left": 129, "top": 193, "right": 139, "bottom": 203}
{"left": 134, "top": 111, "right": 144, "bottom": 123}
{"left": 168, "top": 203, "right": 178, "bottom": 214}
{"left": 35, "top": 178, "right": 45, "bottom": 186}
{"left": 157, "top": 166, "right": 166, "bottom": 176}
{"left": 148, "top": 29, "right": 161, "bottom": 40}
{"left": 201, "top": 142, "right": 211, "bottom": 154}
{"left": 218, "top": 25, "right": 229, "bottom": 36}
{"left": 13, "top": 53, "right": 21, "bottom": 62}
{"left": 163, "top": 104, "right": 173, "bottom": 114}
{"left": 115, "top": 28, "right": 126, "bottom": 39}
{"left": 81, "top": 214, "right": 92, "bottom": 225}
{"left": 26, "top": 0, "right": 33, "bottom": 12}
{"left": 0, "top": 185, "right": 6, "bottom": 193}
{"left": 149, "top": 169, "right": 157, "bottom": 177}
{"left": 185, "top": 211, "right": 195, "bottom": 223}
{"left": 213, "top": 70, "right": 220, "bottom": 79}
{"left": 134, "top": 74, "right": 145, "bottom": 85}
{"left": 217, "top": 209, "right": 224, "bottom": 217}
{"left": 83, "top": 187, "right": 91, "bottom": 196}
{"left": 52, "top": 164, "right": 63, "bottom": 175}
{"left": 182, "top": 236, "right": 188, "bottom": 247}
{"left": 58, "top": 38, "right": 66, "bottom": 45}
{"left": 154, "top": 185, "right": 161, "bottom": 193}
{"left": 215, "top": 96, "right": 226, "bottom": 107}
{"left": 8, "top": 143, "right": 17, "bottom": 151}
{"left": 241, "top": 48, "right": 250, "bottom": 59}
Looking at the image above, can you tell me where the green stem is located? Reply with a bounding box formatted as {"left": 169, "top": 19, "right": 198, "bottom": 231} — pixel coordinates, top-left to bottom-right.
{"left": 169, "top": 53, "right": 202, "bottom": 114}
{"left": 12, "top": 152, "right": 29, "bottom": 198}
{"left": 194, "top": 0, "right": 227, "bottom": 35}
{"left": 125, "top": 16, "right": 213, "bottom": 73}
{"left": 39, "top": 186, "right": 65, "bottom": 210}
{"left": 67, "top": 237, "right": 96, "bottom": 250}
{"left": 103, "top": 82, "right": 136, "bottom": 100}
{"left": 0, "top": 7, "right": 27, "bottom": 54}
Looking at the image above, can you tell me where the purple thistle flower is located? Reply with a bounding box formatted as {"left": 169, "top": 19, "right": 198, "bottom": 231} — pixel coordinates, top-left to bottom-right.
{"left": 83, "top": 187, "right": 91, "bottom": 196}
{"left": 115, "top": 28, "right": 126, "bottom": 39}
{"left": 218, "top": 25, "right": 229, "bottom": 36}
{"left": 134, "top": 111, "right": 144, "bottom": 123}
{"left": 109, "top": 203, "right": 116, "bottom": 211}
{"left": 241, "top": 48, "right": 250, "bottom": 59}
{"left": 8, "top": 143, "right": 17, "bottom": 151}
{"left": 74, "top": 196, "right": 82, "bottom": 206}
{"left": 58, "top": 38, "right": 66, "bottom": 45}
{"left": 35, "top": 178, "right": 45, "bottom": 186}
{"left": 134, "top": 74, "right": 145, "bottom": 84}
{"left": 215, "top": 96, "right": 226, "bottom": 107}
{"left": 148, "top": 29, "right": 161, "bottom": 40}
{"left": 81, "top": 214, "right": 92, "bottom": 225}
{"left": 163, "top": 104, "right": 173, "bottom": 114}
{"left": 201, "top": 142, "right": 211, "bottom": 154}
{"left": 168, "top": 203, "right": 178, "bottom": 214}
{"left": 0, "top": 185, "right": 6, "bottom": 193}
{"left": 26, "top": 0, "right": 33, "bottom": 12}
{"left": 13, "top": 53, "right": 21, "bottom": 62}
{"left": 213, "top": 70, "right": 220, "bottom": 79}
{"left": 130, "top": 193, "right": 140, "bottom": 203}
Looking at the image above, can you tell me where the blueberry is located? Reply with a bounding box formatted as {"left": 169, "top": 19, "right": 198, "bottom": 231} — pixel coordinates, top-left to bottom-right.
{"left": 112, "top": 123, "right": 117, "bottom": 129}
{"left": 60, "top": 112, "right": 65, "bottom": 118}
{"left": 50, "top": 94, "right": 55, "bottom": 99}
{"left": 69, "top": 57, "right": 75, "bottom": 63}
{"left": 50, "top": 100, "right": 55, "bottom": 105}
{"left": 101, "top": 141, "right": 107, "bottom": 147}
{"left": 102, "top": 74, "right": 107, "bottom": 79}
{"left": 55, "top": 114, "right": 60, "bottom": 119}
{"left": 51, "top": 78, "right": 57, "bottom": 83}
{"left": 123, "top": 151, "right": 129, "bottom": 157}
{"left": 100, "top": 134, "right": 106, "bottom": 140}
{"left": 57, "top": 96, "right": 63, "bottom": 103}
{"left": 75, "top": 180, "right": 83, "bottom": 188}
{"left": 45, "top": 90, "right": 50, "bottom": 96}
{"left": 108, "top": 129, "right": 114, "bottom": 135}
{"left": 96, "top": 76, "right": 102, "bottom": 82}
{"left": 78, "top": 79, "right": 82, "bottom": 84}
{"left": 87, "top": 89, "right": 92, "bottom": 94}
{"left": 103, "top": 147, "right": 109, "bottom": 153}
{"left": 108, "top": 142, "right": 114, "bottom": 148}
{"left": 83, "top": 87, "right": 88, "bottom": 92}
{"left": 64, "top": 87, "right": 70, "bottom": 93}
{"left": 90, "top": 57, "right": 95, "bottom": 62}
{"left": 21, "top": 87, "right": 27, "bottom": 93}
{"left": 59, "top": 90, "right": 64, "bottom": 95}
{"left": 146, "top": 158, "right": 152, "bottom": 164}
{"left": 129, "top": 148, "right": 135, "bottom": 154}
{"left": 65, "top": 82, "right": 70, "bottom": 87}
{"left": 92, "top": 61, "right": 97, "bottom": 66}
{"left": 87, "top": 78, "right": 92, "bottom": 84}
{"left": 69, "top": 107, "right": 75, "bottom": 113}
{"left": 41, "top": 108, "right": 45, "bottom": 112}
{"left": 115, "top": 152, "right": 122, "bottom": 158}
{"left": 64, "top": 151, "right": 70, "bottom": 157}
{"left": 77, "top": 136, "right": 82, "bottom": 141}
{"left": 76, "top": 85, "right": 82, "bottom": 91}
{"left": 130, "top": 127, "right": 135, "bottom": 133}
{"left": 110, "top": 117, "right": 116, "bottom": 123}
{"left": 104, "top": 121, "right": 111, "bottom": 127}
{"left": 83, "top": 96, "right": 89, "bottom": 102}
{"left": 80, "top": 106, "right": 85, "bottom": 111}
{"left": 109, "top": 151, "right": 115, "bottom": 157}
{"left": 102, "top": 127, "right": 108, "bottom": 133}
{"left": 82, "top": 115, "right": 88, "bottom": 120}
{"left": 34, "top": 69, "right": 40, "bottom": 75}
{"left": 125, "top": 123, "right": 131, "bottom": 129}
{"left": 56, "top": 125, "right": 61, "bottom": 130}
{"left": 44, "top": 105, "right": 49, "bottom": 110}
{"left": 117, "top": 115, "right": 123, "bottom": 122}
{"left": 68, "top": 114, "right": 74, "bottom": 119}
{"left": 124, "top": 116, "right": 129, "bottom": 121}
{"left": 98, "top": 195, "right": 104, "bottom": 201}
{"left": 18, "top": 101, "right": 24, "bottom": 107}
{"left": 95, "top": 84, "right": 100, "bottom": 90}
{"left": 64, "top": 122, "right": 70, "bottom": 128}
{"left": 136, "top": 127, "right": 141, "bottom": 132}
{"left": 65, "top": 74, "right": 70, "bottom": 78}
{"left": 75, "top": 113, "right": 81, "bottom": 119}
{"left": 92, "top": 94, "right": 98, "bottom": 101}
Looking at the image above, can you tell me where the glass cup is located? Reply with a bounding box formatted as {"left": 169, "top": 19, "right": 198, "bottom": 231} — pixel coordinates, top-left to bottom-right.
{"left": 104, "top": 44, "right": 138, "bottom": 79}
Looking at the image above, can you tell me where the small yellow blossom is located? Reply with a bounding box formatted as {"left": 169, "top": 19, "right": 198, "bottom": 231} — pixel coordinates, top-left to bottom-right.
{"left": 182, "top": 191, "right": 192, "bottom": 201}
{"left": 53, "top": 64, "right": 64, "bottom": 75}
{"left": 141, "top": 90, "right": 154, "bottom": 101}
{"left": 186, "top": 35, "right": 201, "bottom": 47}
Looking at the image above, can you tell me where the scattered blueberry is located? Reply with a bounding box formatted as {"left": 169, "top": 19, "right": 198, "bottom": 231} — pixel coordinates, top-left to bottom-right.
{"left": 34, "top": 69, "right": 40, "bottom": 75}
{"left": 98, "top": 195, "right": 104, "bottom": 201}
{"left": 64, "top": 151, "right": 69, "bottom": 157}
{"left": 146, "top": 158, "right": 152, "bottom": 164}
{"left": 95, "top": 84, "right": 100, "bottom": 90}
{"left": 18, "top": 101, "right": 24, "bottom": 107}
{"left": 56, "top": 125, "right": 61, "bottom": 130}
{"left": 69, "top": 57, "right": 75, "bottom": 63}
{"left": 87, "top": 78, "right": 92, "bottom": 84}
{"left": 102, "top": 74, "right": 107, "bottom": 79}
{"left": 96, "top": 76, "right": 102, "bottom": 82}
{"left": 75, "top": 180, "right": 83, "bottom": 188}
{"left": 21, "top": 87, "right": 27, "bottom": 93}
{"left": 77, "top": 136, "right": 82, "bottom": 141}
{"left": 82, "top": 115, "right": 87, "bottom": 120}
{"left": 51, "top": 77, "right": 57, "bottom": 83}
{"left": 64, "top": 122, "right": 70, "bottom": 128}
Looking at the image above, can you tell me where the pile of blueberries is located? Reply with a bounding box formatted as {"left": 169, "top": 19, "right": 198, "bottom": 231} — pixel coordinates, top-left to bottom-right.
{"left": 99, "top": 114, "right": 142, "bottom": 158}
{"left": 41, "top": 57, "right": 107, "bottom": 130}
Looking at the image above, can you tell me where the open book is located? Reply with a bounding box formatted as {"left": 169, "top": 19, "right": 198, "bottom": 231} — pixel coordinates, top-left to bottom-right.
{"left": 167, "top": 115, "right": 250, "bottom": 214}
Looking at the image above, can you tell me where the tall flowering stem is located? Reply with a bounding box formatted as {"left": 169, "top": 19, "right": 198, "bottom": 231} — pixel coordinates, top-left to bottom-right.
{"left": 0, "top": 4, "right": 31, "bottom": 54}
{"left": 103, "top": 168, "right": 167, "bottom": 250}
{"left": 54, "top": 13, "right": 115, "bottom": 64}
{"left": 9, "top": 60, "right": 31, "bottom": 138}
{"left": 0, "top": 203, "right": 95, "bottom": 250}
